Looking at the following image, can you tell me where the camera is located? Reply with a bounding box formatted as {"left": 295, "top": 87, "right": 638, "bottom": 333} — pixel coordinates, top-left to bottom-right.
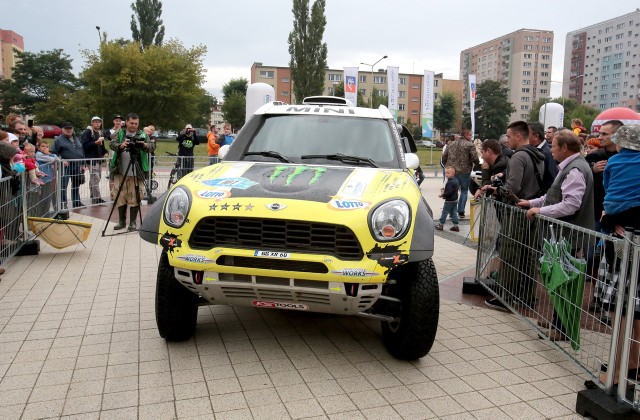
{"left": 124, "top": 134, "right": 145, "bottom": 152}
{"left": 491, "top": 174, "right": 504, "bottom": 189}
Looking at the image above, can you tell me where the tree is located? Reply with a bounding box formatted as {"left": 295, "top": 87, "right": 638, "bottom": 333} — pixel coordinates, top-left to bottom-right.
{"left": 222, "top": 91, "right": 245, "bottom": 129}
{"left": 332, "top": 83, "right": 367, "bottom": 107}
{"left": 471, "top": 80, "right": 515, "bottom": 139}
{"left": 130, "top": 0, "right": 166, "bottom": 50}
{"left": 33, "top": 87, "right": 93, "bottom": 130}
{"left": 81, "top": 39, "right": 208, "bottom": 129}
{"left": 222, "top": 78, "right": 248, "bottom": 99}
{"left": 528, "top": 97, "right": 599, "bottom": 131}
{"left": 433, "top": 92, "right": 457, "bottom": 134}
{"left": 371, "top": 87, "right": 388, "bottom": 109}
{"left": 288, "top": 0, "right": 328, "bottom": 103}
{"left": 0, "top": 49, "right": 77, "bottom": 115}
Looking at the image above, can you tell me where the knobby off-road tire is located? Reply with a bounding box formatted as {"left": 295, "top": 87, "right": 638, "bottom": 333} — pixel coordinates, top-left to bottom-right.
{"left": 155, "top": 252, "right": 198, "bottom": 341}
{"left": 381, "top": 258, "right": 440, "bottom": 360}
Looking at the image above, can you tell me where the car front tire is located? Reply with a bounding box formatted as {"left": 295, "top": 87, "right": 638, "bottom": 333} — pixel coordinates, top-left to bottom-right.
{"left": 381, "top": 258, "right": 439, "bottom": 360}
{"left": 155, "top": 252, "right": 198, "bottom": 341}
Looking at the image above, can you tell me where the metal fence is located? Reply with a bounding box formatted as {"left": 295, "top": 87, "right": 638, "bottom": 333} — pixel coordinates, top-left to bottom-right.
{"left": 474, "top": 197, "right": 640, "bottom": 410}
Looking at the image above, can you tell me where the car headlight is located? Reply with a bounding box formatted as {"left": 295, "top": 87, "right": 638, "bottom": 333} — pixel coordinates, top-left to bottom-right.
{"left": 164, "top": 187, "right": 191, "bottom": 228}
{"left": 369, "top": 199, "right": 411, "bottom": 241}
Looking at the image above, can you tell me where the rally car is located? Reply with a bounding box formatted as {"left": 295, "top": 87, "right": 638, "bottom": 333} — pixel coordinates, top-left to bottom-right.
{"left": 141, "top": 96, "right": 439, "bottom": 360}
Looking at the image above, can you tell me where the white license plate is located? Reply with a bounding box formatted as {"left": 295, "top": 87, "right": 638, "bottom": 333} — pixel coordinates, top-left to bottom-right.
{"left": 253, "top": 250, "right": 291, "bottom": 258}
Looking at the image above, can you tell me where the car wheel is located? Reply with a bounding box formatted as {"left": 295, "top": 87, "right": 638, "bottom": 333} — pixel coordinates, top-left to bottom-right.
{"left": 381, "top": 258, "right": 439, "bottom": 360}
{"left": 155, "top": 251, "right": 198, "bottom": 341}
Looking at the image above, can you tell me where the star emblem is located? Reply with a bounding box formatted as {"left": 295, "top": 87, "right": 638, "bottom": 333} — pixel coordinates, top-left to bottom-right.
{"left": 209, "top": 203, "right": 217, "bottom": 211}
{"left": 245, "top": 203, "right": 254, "bottom": 211}
{"left": 232, "top": 203, "right": 241, "bottom": 211}
{"left": 220, "top": 203, "right": 229, "bottom": 211}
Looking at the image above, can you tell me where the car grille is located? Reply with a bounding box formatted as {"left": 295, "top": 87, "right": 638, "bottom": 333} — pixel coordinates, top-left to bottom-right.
{"left": 216, "top": 256, "right": 328, "bottom": 273}
{"left": 189, "top": 217, "right": 364, "bottom": 260}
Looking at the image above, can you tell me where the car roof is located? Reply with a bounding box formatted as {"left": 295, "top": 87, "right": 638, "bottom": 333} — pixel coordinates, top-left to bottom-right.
{"left": 254, "top": 102, "right": 394, "bottom": 120}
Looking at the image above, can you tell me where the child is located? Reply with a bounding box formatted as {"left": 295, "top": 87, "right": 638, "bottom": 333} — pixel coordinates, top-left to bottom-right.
{"left": 601, "top": 124, "right": 640, "bottom": 233}
{"left": 22, "top": 143, "right": 46, "bottom": 186}
{"left": 585, "top": 136, "right": 602, "bottom": 155}
{"left": 435, "top": 165, "right": 460, "bottom": 232}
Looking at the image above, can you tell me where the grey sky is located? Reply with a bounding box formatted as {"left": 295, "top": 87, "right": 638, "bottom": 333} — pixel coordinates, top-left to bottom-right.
{"left": 5, "top": 0, "right": 638, "bottom": 100}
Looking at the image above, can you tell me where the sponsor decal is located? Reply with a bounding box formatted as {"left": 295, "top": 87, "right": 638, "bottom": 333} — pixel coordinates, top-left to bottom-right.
{"left": 202, "top": 177, "right": 257, "bottom": 190}
{"left": 329, "top": 199, "right": 370, "bottom": 210}
{"left": 265, "top": 202, "right": 287, "bottom": 211}
{"left": 368, "top": 243, "right": 409, "bottom": 274}
{"left": 329, "top": 287, "right": 342, "bottom": 292}
{"left": 176, "top": 255, "right": 214, "bottom": 263}
{"left": 159, "top": 232, "right": 182, "bottom": 255}
{"left": 284, "top": 106, "right": 355, "bottom": 115}
{"left": 331, "top": 268, "right": 377, "bottom": 277}
{"left": 253, "top": 250, "right": 291, "bottom": 258}
{"left": 345, "top": 75, "right": 356, "bottom": 93}
{"left": 268, "top": 166, "right": 326, "bottom": 186}
{"left": 252, "top": 300, "right": 308, "bottom": 310}
{"left": 197, "top": 190, "right": 230, "bottom": 200}
{"left": 209, "top": 202, "right": 253, "bottom": 211}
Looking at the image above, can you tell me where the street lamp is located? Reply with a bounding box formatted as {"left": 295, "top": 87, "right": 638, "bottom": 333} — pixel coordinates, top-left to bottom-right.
{"left": 550, "top": 74, "right": 584, "bottom": 107}
{"left": 96, "top": 26, "right": 102, "bottom": 44}
{"left": 360, "top": 55, "right": 388, "bottom": 108}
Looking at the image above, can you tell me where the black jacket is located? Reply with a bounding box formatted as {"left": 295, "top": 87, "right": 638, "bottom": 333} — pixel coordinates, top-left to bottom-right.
{"left": 481, "top": 154, "right": 509, "bottom": 187}
{"left": 81, "top": 129, "right": 108, "bottom": 159}
{"left": 176, "top": 131, "right": 200, "bottom": 156}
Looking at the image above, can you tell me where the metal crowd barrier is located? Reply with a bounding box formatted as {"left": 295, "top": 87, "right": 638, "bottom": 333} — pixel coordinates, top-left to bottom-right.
{"left": 0, "top": 175, "right": 25, "bottom": 264}
{"left": 474, "top": 197, "right": 640, "bottom": 412}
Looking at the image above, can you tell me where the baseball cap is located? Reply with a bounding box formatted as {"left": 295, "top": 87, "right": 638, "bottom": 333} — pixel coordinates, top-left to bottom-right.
{"left": 91, "top": 116, "right": 102, "bottom": 122}
{"left": 61, "top": 121, "right": 74, "bottom": 129}
{"left": 185, "top": 124, "right": 193, "bottom": 129}
{"left": 113, "top": 114, "right": 123, "bottom": 120}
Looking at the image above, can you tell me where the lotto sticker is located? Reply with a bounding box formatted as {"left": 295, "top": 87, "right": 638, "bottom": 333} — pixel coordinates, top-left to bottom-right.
{"left": 328, "top": 199, "right": 370, "bottom": 210}
{"left": 197, "top": 190, "right": 230, "bottom": 200}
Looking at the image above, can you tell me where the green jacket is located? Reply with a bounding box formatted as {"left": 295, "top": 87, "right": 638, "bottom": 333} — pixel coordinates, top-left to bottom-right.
{"left": 109, "top": 129, "right": 152, "bottom": 173}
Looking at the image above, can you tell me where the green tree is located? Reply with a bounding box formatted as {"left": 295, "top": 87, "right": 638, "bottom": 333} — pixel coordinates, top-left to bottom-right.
{"left": 472, "top": 80, "right": 515, "bottom": 139}
{"left": 81, "top": 39, "right": 208, "bottom": 129}
{"left": 222, "top": 91, "right": 245, "bottom": 129}
{"left": 433, "top": 92, "right": 457, "bottom": 134}
{"left": 287, "top": 0, "right": 328, "bottom": 103}
{"left": 0, "top": 49, "right": 77, "bottom": 115}
{"left": 222, "top": 78, "right": 248, "bottom": 99}
{"left": 528, "top": 97, "right": 598, "bottom": 130}
{"left": 130, "top": 0, "right": 166, "bottom": 50}
{"left": 33, "top": 87, "right": 93, "bottom": 130}
{"left": 371, "top": 87, "right": 388, "bottom": 109}
{"left": 332, "top": 83, "right": 367, "bottom": 107}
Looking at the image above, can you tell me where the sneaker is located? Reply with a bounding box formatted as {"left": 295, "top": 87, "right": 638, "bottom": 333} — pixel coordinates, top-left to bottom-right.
{"left": 485, "top": 297, "right": 509, "bottom": 312}
{"left": 450, "top": 225, "right": 460, "bottom": 232}
{"left": 458, "top": 212, "right": 465, "bottom": 219}
{"left": 435, "top": 223, "right": 444, "bottom": 231}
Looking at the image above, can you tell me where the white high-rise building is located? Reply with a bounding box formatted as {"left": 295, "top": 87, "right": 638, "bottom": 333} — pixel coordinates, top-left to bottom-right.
{"left": 563, "top": 9, "right": 640, "bottom": 111}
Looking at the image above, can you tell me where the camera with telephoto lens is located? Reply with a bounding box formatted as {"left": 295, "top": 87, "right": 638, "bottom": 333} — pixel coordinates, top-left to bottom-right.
{"left": 124, "top": 134, "right": 145, "bottom": 153}
{"left": 491, "top": 174, "right": 504, "bottom": 189}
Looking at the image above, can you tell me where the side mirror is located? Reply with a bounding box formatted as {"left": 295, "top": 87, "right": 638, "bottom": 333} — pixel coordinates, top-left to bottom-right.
{"left": 405, "top": 153, "right": 419, "bottom": 170}
{"left": 218, "top": 144, "right": 230, "bottom": 160}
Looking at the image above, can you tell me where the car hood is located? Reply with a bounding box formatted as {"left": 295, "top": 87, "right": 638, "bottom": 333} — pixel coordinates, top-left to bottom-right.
{"left": 181, "top": 161, "right": 414, "bottom": 204}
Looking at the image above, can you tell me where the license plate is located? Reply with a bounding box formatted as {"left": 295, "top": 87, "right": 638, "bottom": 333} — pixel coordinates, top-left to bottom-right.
{"left": 253, "top": 250, "right": 291, "bottom": 258}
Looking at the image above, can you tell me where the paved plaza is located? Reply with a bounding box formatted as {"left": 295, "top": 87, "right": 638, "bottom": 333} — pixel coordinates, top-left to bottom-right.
{"left": 0, "top": 175, "right": 590, "bottom": 419}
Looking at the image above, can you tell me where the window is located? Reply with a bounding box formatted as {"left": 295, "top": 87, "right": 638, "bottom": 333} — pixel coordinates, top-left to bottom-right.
{"left": 605, "top": 26, "right": 612, "bottom": 33}
{"left": 373, "top": 76, "right": 386, "bottom": 84}
{"left": 601, "top": 85, "right": 608, "bottom": 90}
{"left": 327, "top": 87, "right": 334, "bottom": 95}
{"left": 259, "top": 70, "right": 274, "bottom": 78}
{"left": 541, "top": 72, "right": 549, "bottom": 77}
{"left": 359, "top": 75, "right": 367, "bottom": 83}
{"left": 411, "top": 97, "right": 419, "bottom": 102}
{"left": 603, "top": 56, "right": 610, "bottom": 61}
{"left": 602, "top": 65, "right": 610, "bottom": 71}
{"left": 328, "top": 73, "right": 342, "bottom": 82}
{"left": 525, "top": 36, "right": 534, "bottom": 41}
{"left": 542, "top": 54, "right": 550, "bottom": 60}
{"left": 543, "top": 37, "right": 551, "bottom": 43}
{"left": 522, "top": 88, "right": 530, "bottom": 93}
{"left": 399, "top": 77, "right": 407, "bottom": 85}
{"left": 615, "top": 43, "right": 623, "bottom": 49}
{"left": 613, "top": 63, "right": 622, "bottom": 70}
{"left": 398, "top": 104, "right": 405, "bottom": 111}
{"left": 540, "top": 80, "right": 549, "bottom": 86}
{"left": 523, "top": 80, "right": 531, "bottom": 85}
{"left": 600, "top": 94, "right": 608, "bottom": 99}
{"left": 612, "top": 92, "right": 619, "bottom": 98}
{"left": 616, "top": 33, "right": 624, "bottom": 40}
{"left": 378, "top": 90, "right": 387, "bottom": 97}
{"left": 281, "top": 77, "right": 289, "bottom": 83}
{"left": 523, "top": 70, "right": 531, "bottom": 76}
{"left": 521, "top": 105, "right": 530, "bottom": 110}
{"left": 281, "top": 91, "right": 289, "bottom": 96}
{"left": 411, "top": 110, "right": 418, "bottom": 115}
{"left": 612, "top": 82, "right": 620, "bottom": 88}
{"left": 542, "top": 46, "right": 551, "bottom": 51}
{"left": 359, "top": 89, "right": 366, "bottom": 96}
{"left": 434, "top": 79, "right": 439, "bottom": 87}
{"left": 605, "top": 36, "right": 612, "bottom": 42}
{"left": 614, "top": 53, "right": 623, "bottom": 59}
{"left": 524, "top": 45, "right": 533, "bottom": 50}
{"left": 540, "top": 89, "right": 549, "bottom": 94}
{"left": 397, "top": 116, "right": 404, "bottom": 124}
{"left": 521, "top": 97, "right": 530, "bottom": 102}
{"left": 523, "top": 62, "right": 532, "bottom": 67}
{"left": 613, "top": 73, "right": 621, "bottom": 79}
{"left": 524, "top": 53, "right": 532, "bottom": 59}
{"left": 540, "top": 63, "right": 550, "bottom": 68}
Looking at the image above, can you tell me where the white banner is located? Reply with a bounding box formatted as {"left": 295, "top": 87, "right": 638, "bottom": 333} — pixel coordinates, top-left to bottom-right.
{"left": 387, "top": 66, "right": 399, "bottom": 119}
{"left": 343, "top": 67, "right": 359, "bottom": 106}
{"left": 421, "top": 70, "right": 434, "bottom": 138}
{"left": 468, "top": 74, "right": 477, "bottom": 138}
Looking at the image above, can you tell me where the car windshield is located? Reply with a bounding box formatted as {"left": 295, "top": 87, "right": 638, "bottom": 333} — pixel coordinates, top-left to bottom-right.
{"left": 245, "top": 115, "right": 399, "bottom": 167}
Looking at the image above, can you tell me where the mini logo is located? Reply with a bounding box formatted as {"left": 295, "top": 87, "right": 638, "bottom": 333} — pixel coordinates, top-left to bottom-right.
{"left": 197, "top": 190, "right": 230, "bottom": 200}
{"left": 265, "top": 202, "right": 287, "bottom": 211}
{"left": 329, "top": 199, "right": 370, "bottom": 210}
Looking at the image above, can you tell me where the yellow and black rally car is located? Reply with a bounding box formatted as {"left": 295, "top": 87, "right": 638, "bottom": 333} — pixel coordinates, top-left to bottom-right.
{"left": 141, "top": 96, "right": 439, "bottom": 360}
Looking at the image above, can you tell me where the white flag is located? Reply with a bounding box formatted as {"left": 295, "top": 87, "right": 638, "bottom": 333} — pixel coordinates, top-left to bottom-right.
{"left": 387, "top": 66, "right": 399, "bottom": 119}
{"left": 469, "top": 74, "right": 477, "bottom": 138}
{"left": 343, "top": 67, "right": 359, "bottom": 106}
{"left": 422, "top": 70, "right": 434, "bottom": 138}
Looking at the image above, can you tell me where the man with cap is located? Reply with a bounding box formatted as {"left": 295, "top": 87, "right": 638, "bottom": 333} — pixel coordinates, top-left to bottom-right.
{"left": 82, "top": 116, "right": 108, "bottom": 204}
{"left": 104, "top": 114, "right": 124, "bottom": 143}
{"left": 176, "top": 123, "right": 199, "bottom": 178}
{"left": 50, "top": 122, "right": 86, "bottom": 208}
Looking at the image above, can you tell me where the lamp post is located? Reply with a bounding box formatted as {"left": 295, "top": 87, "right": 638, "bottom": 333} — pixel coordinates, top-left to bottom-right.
{"left": 551, "top": 74, "right": 584, "bottom": 108}
{"left": 96, "top": 26, "right": 102, "bottom": 44}
{"left": 360, "top": 55, "right": 388, "bottom": 108}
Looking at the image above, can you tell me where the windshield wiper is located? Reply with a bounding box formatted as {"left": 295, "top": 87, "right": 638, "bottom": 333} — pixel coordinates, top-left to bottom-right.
{"left": 244, "top": 151, "right": 291, "bottom": 163}
{"left": 300, "top": 153, "right": 378, "bottom": 168}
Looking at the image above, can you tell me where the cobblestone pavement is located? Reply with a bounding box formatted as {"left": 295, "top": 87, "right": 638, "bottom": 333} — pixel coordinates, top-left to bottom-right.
{"left": 0, "top": 206, "right": 587, "bottom": 419}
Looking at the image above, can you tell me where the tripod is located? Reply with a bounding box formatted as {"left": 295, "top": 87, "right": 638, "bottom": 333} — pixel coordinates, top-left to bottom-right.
{"left": 101, "top": 148, "right": 153, "bottom": 237}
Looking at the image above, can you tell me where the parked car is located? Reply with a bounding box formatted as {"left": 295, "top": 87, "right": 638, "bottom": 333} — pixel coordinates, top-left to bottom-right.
{"left": 40, "top": 124, "right": 62, "bottom": 139}
{"left": 194, "top": 128, "right": 208, "bottom": 144}
{"left": 167, "top": 131, "right": 178, "bottom": 138}
{"left": 418, "top": 140, "right": 436, "bottom": 147}
{"left": 141, "top": 96, "right": 439, "bottom": 360}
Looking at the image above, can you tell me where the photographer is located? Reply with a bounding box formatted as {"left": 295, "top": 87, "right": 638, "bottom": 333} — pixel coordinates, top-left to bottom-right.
{"left": 473, "top": 139, "right": 509, "bottom": 200}
{"left": 109, "top": 113, "right": 155, "bottom": 231}
{"left": 177, "top": 124, "right": 200, "bottom": 178}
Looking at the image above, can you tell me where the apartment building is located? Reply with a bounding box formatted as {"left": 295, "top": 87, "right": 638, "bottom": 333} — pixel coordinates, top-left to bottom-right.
{"left": 250, "top": 62, "right": 463, "bottom": 134}
{"left": 563, "top": 9, "right": 640, "bottom": 110}
{"left": 0, "top": 29, "right": 24, "bottom": 80}
{"left": 460, "top": 29, "right": 554, "bottom": 122}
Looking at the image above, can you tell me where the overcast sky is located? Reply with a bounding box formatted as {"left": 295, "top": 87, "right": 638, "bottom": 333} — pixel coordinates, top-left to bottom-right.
{"left": 5, "top": 0, "right": 638, "bottom": 100}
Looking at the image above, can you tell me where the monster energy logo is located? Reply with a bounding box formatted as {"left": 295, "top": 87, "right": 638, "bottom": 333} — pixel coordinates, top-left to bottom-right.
{"left": 269, "top": 166, "right": 326, "bottom": 186}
